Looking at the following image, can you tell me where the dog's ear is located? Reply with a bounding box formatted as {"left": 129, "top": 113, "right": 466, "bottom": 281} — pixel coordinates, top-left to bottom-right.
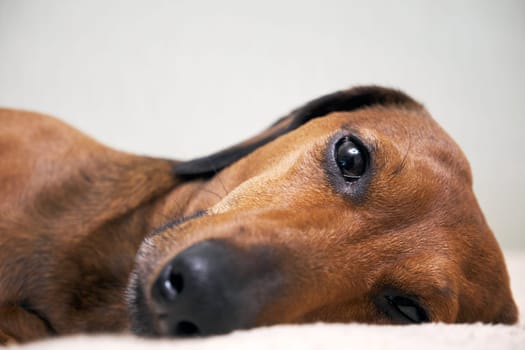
{"left": 174, "top": 86, "right": 421, "bottom": 178}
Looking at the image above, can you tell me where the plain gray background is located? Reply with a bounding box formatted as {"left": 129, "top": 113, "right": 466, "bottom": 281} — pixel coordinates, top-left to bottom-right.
{"left": 1, "top": 0, "right": 524, "bottom": 249}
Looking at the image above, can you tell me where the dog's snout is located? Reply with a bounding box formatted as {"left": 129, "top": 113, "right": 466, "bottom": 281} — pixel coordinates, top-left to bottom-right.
{"left": 151, "top": 240, "right": 274, "bottom": 337}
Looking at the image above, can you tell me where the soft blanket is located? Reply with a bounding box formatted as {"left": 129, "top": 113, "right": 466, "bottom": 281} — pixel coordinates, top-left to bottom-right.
{"left": 12, "top": 252, "right": 525, "bottom": 350}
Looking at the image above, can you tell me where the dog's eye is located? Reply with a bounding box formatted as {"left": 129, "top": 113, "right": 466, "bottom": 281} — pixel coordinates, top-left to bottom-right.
{"left": 385, "top": 295, "right": 429, "bottom": 323}
{"left": 335, "top": 137, "right": 367, "bottom": 181}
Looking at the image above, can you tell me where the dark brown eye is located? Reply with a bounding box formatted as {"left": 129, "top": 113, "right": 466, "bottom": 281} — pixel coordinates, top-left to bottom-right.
{"left": 335, "top": 137, "right": 367, "bottom": 181}
{"left": 385, "top": 295, "right": 429, "bottom": 323}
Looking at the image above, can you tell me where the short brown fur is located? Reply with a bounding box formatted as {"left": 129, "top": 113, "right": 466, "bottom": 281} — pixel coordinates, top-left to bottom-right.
{"left": 0, "top": 86, "right": 517, "bottom": 343}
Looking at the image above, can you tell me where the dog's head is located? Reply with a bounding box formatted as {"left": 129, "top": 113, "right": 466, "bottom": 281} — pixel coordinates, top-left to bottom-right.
{"left": 127, "top": 86, "right": 517, "bottom": 337}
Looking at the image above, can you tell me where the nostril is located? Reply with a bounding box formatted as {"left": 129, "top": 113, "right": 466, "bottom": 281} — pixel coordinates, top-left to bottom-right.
{"left": 155, "top": 264, "right": 185, "bottom": 303}
{"left": 175, "top": 321, "right": 200, "bottom": 336}
{"left": 169, "top": 272, "right": 184, "bottom": 294}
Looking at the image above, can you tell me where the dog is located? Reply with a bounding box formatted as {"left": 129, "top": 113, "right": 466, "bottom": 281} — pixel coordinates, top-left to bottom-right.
{"left": 0, "top": 86, "right": 518, "bottom": 343}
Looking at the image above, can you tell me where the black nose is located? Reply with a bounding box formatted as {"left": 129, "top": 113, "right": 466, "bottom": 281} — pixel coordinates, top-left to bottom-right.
{"left": 151, "top": 240, "right": 277, "bottom": 337}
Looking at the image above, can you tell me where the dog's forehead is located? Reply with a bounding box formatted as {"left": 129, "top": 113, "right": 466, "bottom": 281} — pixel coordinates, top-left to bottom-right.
{"left": 296, "top": 105, "right": 464, "bottom": 163}
{"left": 313, "top": 105, "right": 436, "bottom": 138}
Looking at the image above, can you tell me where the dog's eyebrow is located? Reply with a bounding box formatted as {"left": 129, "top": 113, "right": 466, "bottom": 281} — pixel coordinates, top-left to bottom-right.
{"left": 149, "top": 210, "right": 207, "bottom": 236}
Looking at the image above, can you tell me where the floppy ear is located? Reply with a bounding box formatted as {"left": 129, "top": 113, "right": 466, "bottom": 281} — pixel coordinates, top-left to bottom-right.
{"left": 173, "top": 85, "right": 421, "bottom": 178}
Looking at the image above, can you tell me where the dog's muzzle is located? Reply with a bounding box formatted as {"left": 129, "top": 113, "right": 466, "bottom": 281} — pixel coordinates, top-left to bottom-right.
{"left": 149, "top": 239, "right": 283, "bottom": 337}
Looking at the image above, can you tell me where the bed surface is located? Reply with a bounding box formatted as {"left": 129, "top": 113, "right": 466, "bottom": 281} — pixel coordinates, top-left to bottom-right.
{"left": 13, "top": 252, "right": 525, "bottom": 350}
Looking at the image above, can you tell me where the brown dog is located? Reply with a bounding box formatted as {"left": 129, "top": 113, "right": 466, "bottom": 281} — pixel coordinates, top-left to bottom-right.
{"left": 0, "top": 86, "right": 517, "bottom": 343}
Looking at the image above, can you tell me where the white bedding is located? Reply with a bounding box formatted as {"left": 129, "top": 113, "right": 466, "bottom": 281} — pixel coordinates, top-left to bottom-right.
{"left": 13, "top": 252, "right": 525, "bottom": 350}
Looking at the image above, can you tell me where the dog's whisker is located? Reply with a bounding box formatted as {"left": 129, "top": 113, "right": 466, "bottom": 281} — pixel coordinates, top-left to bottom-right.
{"left": 200, "top": 188, "right": 224, "bottom": 201}
{"left": 216, "top": 173, "right": 229, "bottom": 198}
{"left": 205, "top": 158, "right": 229, "bottom": 197}
{"left": 390, "top": 125, "right": 412, "bottom": 177}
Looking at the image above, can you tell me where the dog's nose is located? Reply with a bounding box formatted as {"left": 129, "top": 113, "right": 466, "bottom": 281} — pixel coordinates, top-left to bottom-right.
{"left": 151, "top": 239, "right": 274, "bottom": 337}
